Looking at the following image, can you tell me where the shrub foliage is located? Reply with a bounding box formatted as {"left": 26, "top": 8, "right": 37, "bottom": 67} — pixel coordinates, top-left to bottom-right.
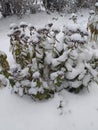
{"left": 6, "top": 17, "right": 98, "bottom": 100}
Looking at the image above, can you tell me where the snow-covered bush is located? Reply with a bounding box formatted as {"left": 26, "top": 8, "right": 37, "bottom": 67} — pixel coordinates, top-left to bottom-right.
{"left": 8, "top": 20, "right": 98, "bottom": 100}
{"left": 0, "top": 50, "right": 9, "bottom": 87}
{"left": 8, "top": 22, "right": 65, "bottom": 100}
{"left": 87, "top": 3, "right": 98, "bottom": 43}
{"left": 63, "top": 18, "right": 88, "bottom": 47}
{"left": 62, "top": 17, "right": 98, "bottom": 93}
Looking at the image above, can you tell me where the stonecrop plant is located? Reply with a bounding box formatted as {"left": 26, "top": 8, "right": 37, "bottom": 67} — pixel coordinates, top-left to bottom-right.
{"left": 8, "top": 22, "right": 64, "bottom": 100}
{"left": 7, "top": 14, "right": 98, "bottom": 100}
{"left": 0, "top": 50, "right": 9, "bottom": 87}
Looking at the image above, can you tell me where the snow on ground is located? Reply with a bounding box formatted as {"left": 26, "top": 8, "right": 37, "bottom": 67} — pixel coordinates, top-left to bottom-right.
{"left": 0, "top": 10, "right": 98, "bottom": 130}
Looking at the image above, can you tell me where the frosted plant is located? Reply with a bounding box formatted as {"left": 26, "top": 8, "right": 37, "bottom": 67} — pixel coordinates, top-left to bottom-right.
{"left": 63, "top": 20, "right": 88, "bottom": 48}
{"left": 0, "top": 50, "right": 9, "bottom": 87}
{"left": 8, "top": 22, "right": 61, "bottom": 99}
{"left": 8, "top": 23, "right": 31, "bottom": 68}
{"left": 19, "top": 22, "right": 28, "bottom": 32}
{"left": 8, "top": 21, "right": 98, "bottom": 100}
{"left": 87, "top": 2, "right": 98, "bottom": 43}
{"left": 62, "top": 19, "right": 98, "bottom": 93}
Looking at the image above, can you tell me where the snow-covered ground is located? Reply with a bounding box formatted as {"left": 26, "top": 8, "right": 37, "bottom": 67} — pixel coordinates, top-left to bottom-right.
{"left": 0, "top": 10, "right": 98, "bottom": 130}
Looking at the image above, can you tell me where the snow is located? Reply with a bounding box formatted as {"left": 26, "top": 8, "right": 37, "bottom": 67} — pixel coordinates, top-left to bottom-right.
{"left": 45, "top": 52, "right": 53, "bottom": 65}
{"left": 89, "top": 10, "right": 95, "bottom": 15}
{"left": 95, "top": 2, "right": 98, "bottom": 7}
{"left": 31, "top": 81, "right": 37, "bottom": 87}
{"left": 0, "top": 9, "right": 98, "bottom": 130}
{"left": 21, "top": 80, "right": 31, "bottom": 87}
{"left": 0, "top": 74, "right": 7, "bottom": 87}
{"left": 19, "top": 21, "right": 28, "bottom": 27}
{"left": 0, "top": 50, "right": 6, "bottom": 56}
{"left": 1, "top": 85, "right": 98, "bottom": 130}
{"left": 21, "top": 67, "right": 29, "bottom": 77}
{"left": 70, "top": 33, "right": 85, "bottom": 42}
{"left": 50, "top": 72, "right": 58, "bottom": 80}
{"left": 69, "top": 80, "right": 82, "bottom": 88}
{"left": 9, "top": 23, "right": 18, "bottom": 30}
{"left": 83, "top": 74, "right": 92, "bottom": 86}
{"left": 33, "top": 71, "right": 40, "bottom": 79}
{"left": 29, "top": 35, "right": 39, "bottom": 43}
{"left": 66, "top": 62, "right": 84, "bottom": 80}
{"left": 52, "top": 26, "right": 60, "bottom": 34}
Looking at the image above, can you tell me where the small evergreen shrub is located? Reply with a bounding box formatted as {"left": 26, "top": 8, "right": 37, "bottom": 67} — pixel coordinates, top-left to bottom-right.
{"left": 8, "top": 22, "right": 64, "bottom": 99}
{"left": 62, "top": 19, "right": 98, "bottom": 93}
{"left": 0, "top": 50, "right": 9, "bottom": 87}
{"left": 7, "top": 18, "right": 98, "bottom": 100}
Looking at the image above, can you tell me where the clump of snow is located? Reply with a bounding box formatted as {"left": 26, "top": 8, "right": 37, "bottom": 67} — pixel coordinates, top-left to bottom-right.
{"left": 9, "top": 23, "right": 18, "bottom": 30}
{"left": 70, "top": 33, "right": 84, "bottom": 42}
{"left": 28, "top": 87, "right": 37, "bottom": 95}
{"left": 20, "top": 67, "right": 29, "bottom": 77}
{"left": 29, "top": 35, "right": 39, "bottom": 44}
{"left": 31, "top": 81, "right": 37, "bottom": 88}
{"left": 52, "top": 26, "right": 60, "bottom": 34}
{"left": 95, "top": 2, "right": 98, "bottom": 7}
{"left": 0, "top": 74, "right": 7, "bottom": 87}
{"left": 89, "top": 10, "right": 95, "bottom": 15}
{"left": 33, "top": 71, "right": 40, "bottom": 79}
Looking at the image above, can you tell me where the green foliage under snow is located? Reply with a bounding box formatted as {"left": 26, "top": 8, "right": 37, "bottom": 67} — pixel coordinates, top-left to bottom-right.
{"left": 6, "top": 18, "right": 98, "bottom": 100}
{"left": 87, "top": 3, "right": 98, "bottom": 43}
{"left": 0, "top": 50, "right": 9, "bottom": 87}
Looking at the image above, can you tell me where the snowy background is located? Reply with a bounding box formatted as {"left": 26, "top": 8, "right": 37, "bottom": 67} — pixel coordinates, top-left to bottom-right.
{"left": 0, "top": 10, "right": 98, "bottom": 130}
